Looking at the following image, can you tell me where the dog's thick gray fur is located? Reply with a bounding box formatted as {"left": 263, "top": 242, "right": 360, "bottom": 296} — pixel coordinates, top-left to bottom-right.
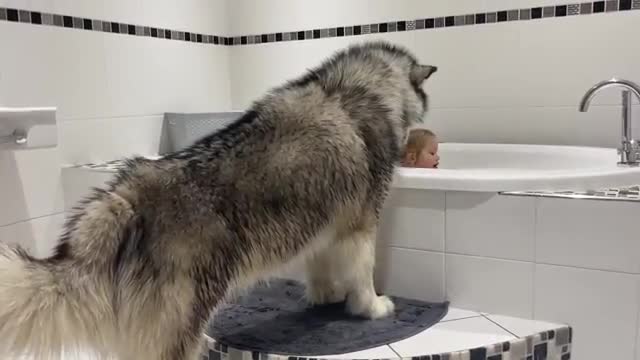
{"left": 0, "top": 40, "right": 436, "bottom": 360}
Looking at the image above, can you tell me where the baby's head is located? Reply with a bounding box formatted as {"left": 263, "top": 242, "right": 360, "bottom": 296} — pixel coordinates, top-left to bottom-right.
{"left": 402, "top": 129, "right": 439, "bottom": 168}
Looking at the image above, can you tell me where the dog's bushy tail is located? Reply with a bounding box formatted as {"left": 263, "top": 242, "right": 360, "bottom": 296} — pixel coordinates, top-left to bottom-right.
{"left": 0, "top": 190, "right": 139, "bottom": 358}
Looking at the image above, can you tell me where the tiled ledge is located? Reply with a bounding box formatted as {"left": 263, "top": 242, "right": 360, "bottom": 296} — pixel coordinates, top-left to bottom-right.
{"left": 501, "top": 186, "right": 640, "bottom": 202}
{"left": 201, "top": 308, "right": 572, "bottom": 360}
{"left": 66, "top": 159, "right": 640, "bottom": 202}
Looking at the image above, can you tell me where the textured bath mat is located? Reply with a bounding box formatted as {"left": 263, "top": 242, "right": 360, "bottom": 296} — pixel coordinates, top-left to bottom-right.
{"left": 206, "top": 278, "right": 448, "bottom": 356}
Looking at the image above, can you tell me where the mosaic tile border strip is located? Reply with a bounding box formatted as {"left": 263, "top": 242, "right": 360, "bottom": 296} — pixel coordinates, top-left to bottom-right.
{"left": 2, "top": 1, "right": 639, "bottom": 46}
{"left": 200, "top": 326, "right": 572, "bottom": 360}
{"left": 0, "top": 7, "right": 231, "bottom": 45}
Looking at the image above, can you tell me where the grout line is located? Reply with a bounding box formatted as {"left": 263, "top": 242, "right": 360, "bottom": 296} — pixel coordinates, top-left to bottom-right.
{"left": 387, "top": 344, "right": 403, "bottom": 359}
{"left": 440, "top": 314, "right": 483, "bottom": 323}
{"left": 59, "top": 113, "right": 165, "bottom": 122}
{"left": 532, "top": 196, "right": 538, "bottom": 319}
{"left": 443, "top": 191, "right": 448, "bottom": 300}
{"left": 387, "top": 245, "right": 640, "bottom": 275}
{"left": 482, "top": 314, "right": 520, "bottom": 339}
{"left": 0, "top": 211, "right": 66, "bottom": 229}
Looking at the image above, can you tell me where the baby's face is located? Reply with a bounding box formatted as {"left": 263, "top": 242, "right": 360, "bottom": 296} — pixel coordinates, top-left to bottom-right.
{"left": 415, "top": 138, "right": 439, "bottom": 168}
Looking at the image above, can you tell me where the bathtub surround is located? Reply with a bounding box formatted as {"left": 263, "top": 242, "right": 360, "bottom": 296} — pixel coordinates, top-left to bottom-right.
{"left": 201, "top": 310, "right": 572, "bottom": 360}
{"left": 1, "top": 1, "right": 639, "bottom": 46}
{"left": 376, "top": 187, "right": 640, "bottom": 360}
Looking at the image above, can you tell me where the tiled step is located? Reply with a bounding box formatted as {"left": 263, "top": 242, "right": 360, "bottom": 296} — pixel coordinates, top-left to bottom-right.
{"left": 202, "top": 308, "right": 572, "bottom": 360}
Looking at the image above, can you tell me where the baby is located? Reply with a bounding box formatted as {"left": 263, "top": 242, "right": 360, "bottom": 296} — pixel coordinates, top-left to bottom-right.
{"left": 401, "top": 128, "right": 440, "bottom": 168}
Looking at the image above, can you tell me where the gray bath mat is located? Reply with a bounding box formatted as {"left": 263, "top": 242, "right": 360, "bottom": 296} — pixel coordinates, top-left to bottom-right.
{"left": 206, "top": 278, "right": 448, "bottom": 356}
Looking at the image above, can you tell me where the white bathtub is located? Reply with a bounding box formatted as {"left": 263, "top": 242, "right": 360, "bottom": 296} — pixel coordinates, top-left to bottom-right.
{"left": 393, "top": 143, "right": 640, "bottom": 192}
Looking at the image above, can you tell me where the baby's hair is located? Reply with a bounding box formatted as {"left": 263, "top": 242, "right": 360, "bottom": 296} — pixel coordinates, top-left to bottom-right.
{"left": 403, "top": 128, "right": 436, "bottom": 158}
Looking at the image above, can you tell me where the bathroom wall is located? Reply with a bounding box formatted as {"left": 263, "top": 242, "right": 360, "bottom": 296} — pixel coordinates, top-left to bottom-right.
{"left": 0, "top": 0, "right": 232, "bottom": 256}
{"left": 228, "top": 0, "right": 640, "bottom": 148}
{"left": 376, "top": 189, "right": 640, "bottom": 360}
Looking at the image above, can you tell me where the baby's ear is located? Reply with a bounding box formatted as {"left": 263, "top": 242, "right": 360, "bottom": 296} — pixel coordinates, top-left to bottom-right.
{"left": 410, "top": 64, "right": 438, "bottom": 84}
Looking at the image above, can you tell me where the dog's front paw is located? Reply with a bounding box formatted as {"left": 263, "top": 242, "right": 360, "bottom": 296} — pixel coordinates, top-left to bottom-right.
{"left": 347, "top": 295, "right": 395, "bottom": 319}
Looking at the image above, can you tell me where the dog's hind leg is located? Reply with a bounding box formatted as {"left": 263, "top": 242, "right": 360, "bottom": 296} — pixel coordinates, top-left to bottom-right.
{"left": 306, "top": 217, "right": 394, "bottom": 319}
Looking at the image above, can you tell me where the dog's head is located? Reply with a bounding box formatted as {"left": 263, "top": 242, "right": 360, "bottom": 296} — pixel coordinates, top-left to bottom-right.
{"left": 358, "top": 41, "right": 437, "bottom": 129}
{"left": 407, "top": 64, "right": 438, "bottom": 125}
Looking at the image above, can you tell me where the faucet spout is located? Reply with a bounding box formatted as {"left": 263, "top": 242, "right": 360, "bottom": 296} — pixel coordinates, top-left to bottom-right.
{"left": 579, "top": 78, "right": 640, "bottom": 166}
{"left": 579, "top": 78, "right": 640, "bottom": 111}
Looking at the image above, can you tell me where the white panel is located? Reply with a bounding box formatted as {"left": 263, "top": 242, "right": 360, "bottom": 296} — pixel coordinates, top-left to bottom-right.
{"left": 446, "top": 192, "right": 535, "bottom": 261}
{"left": 375, "top": 247, "right": 445, "bottom": 303}
{"left": 445, "top": 254, "right": 534, "bottom": 318}
{"left": 378, "top": 189, "right": 445, "bottom": 252}
{"left": 0, "top": 147, "right": 63, "bottom": 227}
{"left": 536, "top": 198, "right": 640, "bottom": 273}
{"left": 535, "top": 264, "right": 639, "bottom": 360}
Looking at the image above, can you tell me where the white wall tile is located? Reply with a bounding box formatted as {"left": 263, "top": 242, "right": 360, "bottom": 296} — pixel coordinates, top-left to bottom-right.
{"left": 536, "top": 198, "right": 640, "bottom": 273}
{"left": 58, "top": 116, "right": 164, "bottom": 166}
{"left": 445, "top": 254, "right": 534, "bottom": 318}
{"left": 0, "top": 0, "right": 55, "bottom": 13}
{"left": 0, "top": 0, "right": 229, "bottom": 35}
{"left": 486, "top": 314, "right": 565, "bottom": 338}
{"left": 413, "top": 23, "right": 521, "bottom": 110}
{"left": 0, "top": 213, "right": 65, "bottom": 258}
{"left": 375, "top": 247, "right": 445, "bottom": 302}
{"left": 378, "top": 189, "right": 445, "bottom": 252}
{"left": 389, "top": 316, "right": 515, "bottom": 357}
{"left": 441, "top": 307, "right": 481, "bottom": 322}
{"left": 428, "top": 105, "right": 624, "bottom": 148}
{"left": 446, "top": 192, "right": 535, "bottom": 261}
{"left": 535, "top": 264, "right": 639, "bottom": 360}
{"left": 229, "top": 33, "right": 414, "bottom": 109}
{"left": 0, "top": 148, "right": 64, "bottom": 227}
{"left": 228, "top": 0, "right": 487, "bottom": 36}
{"left": 518, "top": 11, "right": 640, "bottom": 107}
{"left": 61, "top": 167, "right": 114, "bottom": 210}
{"left": 0, "top": 23, "right": 63, "bottom": 113}
{"left": 103, "top": 34, "right": 232, "bottom": 118}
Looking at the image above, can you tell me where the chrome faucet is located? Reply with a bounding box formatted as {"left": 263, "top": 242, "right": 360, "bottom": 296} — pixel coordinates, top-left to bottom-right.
{"left": 579, "top": 78, "right": 640, "bottom": 166}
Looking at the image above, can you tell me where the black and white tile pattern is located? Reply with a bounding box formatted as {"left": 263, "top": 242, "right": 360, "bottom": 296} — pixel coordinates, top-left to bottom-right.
{"left": 1, "top": 1, "right": 639, "bottom": 46}
{"left": 200, "top": 326, "right": 572, "bottom": 360}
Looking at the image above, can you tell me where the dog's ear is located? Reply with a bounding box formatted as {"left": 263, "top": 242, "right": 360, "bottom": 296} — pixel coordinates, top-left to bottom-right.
{"left": 410, "top": 65, "right": 438, "bottom": 84}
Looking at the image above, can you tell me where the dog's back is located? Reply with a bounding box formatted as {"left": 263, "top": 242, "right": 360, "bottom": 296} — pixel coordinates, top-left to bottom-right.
{"left": 0, "top": 41, "right": 437, "bottom": 360}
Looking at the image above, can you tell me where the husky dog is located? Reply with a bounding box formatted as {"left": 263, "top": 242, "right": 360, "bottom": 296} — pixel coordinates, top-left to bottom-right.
{"left": 0, "top": 40, "right": 437, "bottom": 360}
